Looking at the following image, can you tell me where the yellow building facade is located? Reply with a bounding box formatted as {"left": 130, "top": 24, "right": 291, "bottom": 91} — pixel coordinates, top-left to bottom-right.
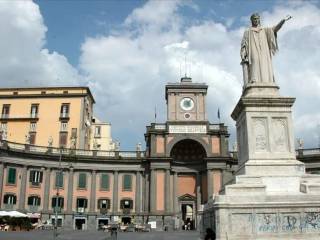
{"left": 0, "top": 87, "right": 95, "bottom": 149}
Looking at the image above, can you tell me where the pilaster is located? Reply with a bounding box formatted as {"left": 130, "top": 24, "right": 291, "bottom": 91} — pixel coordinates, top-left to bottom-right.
{"left": 89, "top": 170, "right": 96, "bottom": 212}
{"left": 135, "top": 171, "right": 141, "bottom": 213}
{"left": 67, "top": 167, "right": 74, "bottom": 213}
{"left": 43, "top": 167, "right": 51, "bottom": 211}
{"left": 112, "top": 171, "right": 119, "bottom": 213}
{"left": 165, "top": 169, "right": 171, "bottom": 212}
{"left": 0, "top": 163, "right": 4, "bottom": 209}
{"left": 18, "top": 165, "right": 27, "bottom": 211}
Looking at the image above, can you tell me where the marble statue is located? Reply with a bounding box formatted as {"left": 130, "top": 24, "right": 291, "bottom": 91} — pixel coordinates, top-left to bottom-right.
{"left": 70, "top": 137, "right": 76, "bottom": 149}
{"left": 93, "top": 139, "right": 98, "bottom": 150}
{"left": 136, "top": 142, "right": 142, "bottom": 152}
{"left": 2, "top": 131, "right": 7, "bottom": 140}
{"left": 48, "top": 136, "right": 53, "bottom": 147}
{"left": 25, "top": 134, "right": 30, "bottom": 144}
{"left": 241, "top": 13, "right": 292, "bottom": 86}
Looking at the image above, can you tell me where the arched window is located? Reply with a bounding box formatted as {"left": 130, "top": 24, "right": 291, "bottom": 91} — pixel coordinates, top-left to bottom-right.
{"left": 3, "top": 194, "right": 16, "bottom": 205}
{"left": 27, "top": 196, "right": 41, "bottom": 206}
{"left": 51, "top": 196, "right": 64, "bottom": 208}
{"left": 98, "top": 199, "right": 110, "bottom": 209}
{"left": 120, "top": 199, "right": 133, "bottom": 209}
{"left": 76, "top": 198, "right": 87, "bottom": 213}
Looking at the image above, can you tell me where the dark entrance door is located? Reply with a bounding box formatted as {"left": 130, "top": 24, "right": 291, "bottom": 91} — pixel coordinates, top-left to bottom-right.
{"left": 75, "top": 218, "right": 86, "bottom": 230}
{"left": 121, "top": 217, "right": 131, "bottom": 224}
{"left": 181, "top": 202, "right": 194, "bottom": 230}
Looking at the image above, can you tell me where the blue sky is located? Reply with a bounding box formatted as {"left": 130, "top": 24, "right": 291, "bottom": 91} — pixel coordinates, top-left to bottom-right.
{"left": 36, "top": 0, "right": 278, "bottom": 67}
{"left": 1, "top": 0, "right": 320, "bottom": 150}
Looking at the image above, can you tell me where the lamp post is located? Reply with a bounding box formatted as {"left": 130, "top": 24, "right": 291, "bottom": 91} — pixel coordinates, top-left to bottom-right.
{"left": 54, "top": 147, "right": 62, "bottom": 239}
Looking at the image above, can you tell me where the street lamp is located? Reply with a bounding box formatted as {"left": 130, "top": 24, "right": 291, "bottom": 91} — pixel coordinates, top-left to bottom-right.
{"left": 54, "top": 147, "right": 62, "bottom": 239}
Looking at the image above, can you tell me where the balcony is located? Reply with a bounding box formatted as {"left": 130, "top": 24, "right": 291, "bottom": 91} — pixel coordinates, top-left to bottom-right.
{"left": 100, "top": 208, "right": 108, "bottom": 214}
{"left": 28, "top": 205, "right": 39, "bottom": 213}
{"left": 0, "top": 114, "right": 39, "bottom": 121}
{"left": 30, "top": 113, "right": 38, "bottom": 119}
{"left": 77, "top": 207, "right": 86, "bottom": 213}
{"left": 3, "top": 204, "right": 15, "bottom": 210}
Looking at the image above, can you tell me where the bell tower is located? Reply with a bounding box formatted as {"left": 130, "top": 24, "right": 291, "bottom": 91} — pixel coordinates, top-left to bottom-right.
{"left": 165, "top": 77, "right": 208, "bottom": 122}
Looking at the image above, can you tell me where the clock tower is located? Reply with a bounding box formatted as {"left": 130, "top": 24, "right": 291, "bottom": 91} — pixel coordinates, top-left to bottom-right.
{"left": 166, "top": 77, "right": 208, "bottom": 121}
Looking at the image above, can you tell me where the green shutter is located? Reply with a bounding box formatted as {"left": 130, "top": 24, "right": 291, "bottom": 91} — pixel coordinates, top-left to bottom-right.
{"left": 78, "top": 173, "right": 86, "bottom": 188}
{"left": 8, "top": 168, "right": 16, "bottom": 184}
{"left": 55, "top": 172, "right": 63, "bottom": 188}
{"left": 100, "top": 174, "right": 109, "bottom": 190}
{"left": 123, "top": 174, "right": 132, "bottom": 191}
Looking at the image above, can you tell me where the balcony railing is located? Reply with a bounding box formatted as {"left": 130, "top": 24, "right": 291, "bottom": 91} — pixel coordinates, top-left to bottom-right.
{"left": 60, "top": 113, "right": 69, "bottom": 118}
{"left": 77, "top": 207, "right": 86, "bottom": 213}
{"left": 3, "top": 204, "right": 15, "bottom": 210}
{"left": 28, "top": 205, "right": 39, "bottom": 212}
{"left": 0, "top": 114, "right": 39, "bottom": 119}
{"left": 0, "top": 140, "right": 145, "bottom": 160}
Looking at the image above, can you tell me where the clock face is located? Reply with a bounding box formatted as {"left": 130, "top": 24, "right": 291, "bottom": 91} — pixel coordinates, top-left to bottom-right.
{"left": 180, "top": 97, "right": 194, "bottom": 111}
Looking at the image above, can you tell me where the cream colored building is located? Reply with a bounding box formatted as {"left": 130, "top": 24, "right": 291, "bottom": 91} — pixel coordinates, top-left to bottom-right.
{"left": 90, "top": 117, "right": 115, "bottom": 151}
{"left": 0, "top": 87, "right": 95, "bottom": 149}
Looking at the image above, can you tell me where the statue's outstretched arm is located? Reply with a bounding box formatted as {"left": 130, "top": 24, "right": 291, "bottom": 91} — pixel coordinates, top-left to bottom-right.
{"left": 273, "top": 15, "right": 292, "bottom": 33}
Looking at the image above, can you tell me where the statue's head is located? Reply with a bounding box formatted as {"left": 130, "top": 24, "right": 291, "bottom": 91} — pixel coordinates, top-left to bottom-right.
{"left": 250, "top": 13, "right": 260, "bottom": 27}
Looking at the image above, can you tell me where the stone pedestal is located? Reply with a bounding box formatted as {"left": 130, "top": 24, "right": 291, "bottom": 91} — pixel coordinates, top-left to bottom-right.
{"left": 204, "top": 86, "right": 320, "bottom": 239}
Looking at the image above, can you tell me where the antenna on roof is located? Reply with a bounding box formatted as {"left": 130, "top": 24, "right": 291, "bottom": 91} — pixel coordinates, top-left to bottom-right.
{"left": 184, "top": 51, "right": 187, "bottom": 77}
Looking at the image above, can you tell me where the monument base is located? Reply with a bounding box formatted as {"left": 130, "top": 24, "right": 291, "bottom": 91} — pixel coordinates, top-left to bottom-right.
{"left": 202, "top": 91, "right": 320, "bottom": 239}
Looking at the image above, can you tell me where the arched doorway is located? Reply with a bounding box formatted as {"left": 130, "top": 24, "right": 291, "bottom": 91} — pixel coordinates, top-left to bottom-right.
{"left": 170, "top": 139, "right": 206, "bottom": 230}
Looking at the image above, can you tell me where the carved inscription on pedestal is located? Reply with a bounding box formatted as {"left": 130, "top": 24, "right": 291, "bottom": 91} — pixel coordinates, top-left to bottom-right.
{"left": 272, "top": 118, "right": 289, "bottom": 152}
{"left": 253, "top": 118, "right": 268, "bottom": 152}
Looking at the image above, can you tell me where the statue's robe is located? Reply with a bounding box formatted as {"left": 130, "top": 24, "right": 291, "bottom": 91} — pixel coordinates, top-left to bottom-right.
{"left": 241, "top": 27, "right": 278, "bottom": 84}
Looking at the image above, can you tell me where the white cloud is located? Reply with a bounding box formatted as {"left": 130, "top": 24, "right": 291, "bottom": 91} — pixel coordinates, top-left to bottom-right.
{"left": 80, "top": 0, "right": 320, "bottom": 149}
{"left": 0, "top": 0, "right": 82, "bottom": 87}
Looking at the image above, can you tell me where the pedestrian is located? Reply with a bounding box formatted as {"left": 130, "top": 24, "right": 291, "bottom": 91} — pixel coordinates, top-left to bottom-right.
{"left": 204, "top": 228, "right": 216, "bottom": 240}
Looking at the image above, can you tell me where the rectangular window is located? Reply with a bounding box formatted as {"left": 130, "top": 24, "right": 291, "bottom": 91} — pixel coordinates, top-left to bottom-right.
{"left": 30, "top": 104, "right": 38, "bottom": 118}
{"left": 55, "top": 172, "right": 63, "bottom": 188}
{"left": 29, "top": 170, "right": 43, "bottom": 186}
{"left": 30, "top": 122, "right": 37, "bottom": 132}
{"left": 7, "top": 168, "right": 16, "bottom": 184}
{"left": 71, "top": 128, "right": 77, "bottom": 138}
{"left": 60, "top": 104, "right": 69, "bottom": 118}
{"left": 59, "top": 132, "right": 68, "bottom": 148}
{"left": 94, "top": 126, "right": 101, "bottom": 138}
{"left": 100, "top": 174, "right": 110, "bottom": 190}
{"left": 123, "top": 174, "right": 132, "bottom": 191}
{"left": 60, "top": 121, "right": 68, "bottom": 132}
{"left": 78, "top": 173, "right": 86, "bottom": 189}
{"left": 29, "top": 132, "right": 36, "bottom": 145}
{"left": 1, "top": 105, "right": 10, "bottom": 118}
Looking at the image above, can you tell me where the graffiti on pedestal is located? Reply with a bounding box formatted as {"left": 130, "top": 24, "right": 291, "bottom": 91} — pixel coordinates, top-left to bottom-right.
{"left": 303, "top": 212, "right": 320, "bottom": 231}
{"left": 281, "top": 214, "right": 299, "bottom": 232}
{"left": 256, "top": 213, "right": 277, "bottom": 233}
